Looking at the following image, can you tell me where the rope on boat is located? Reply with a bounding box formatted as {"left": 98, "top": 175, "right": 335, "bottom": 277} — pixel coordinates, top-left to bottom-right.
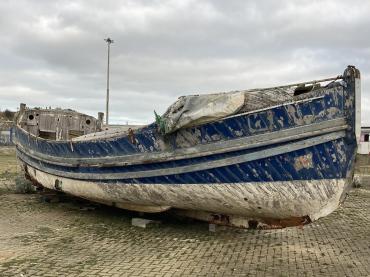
{"left": 248, "top": 75, "right": 343, "bottom": 92}
{"left": 155, "top": 74, "right": 344, "bottom": 135}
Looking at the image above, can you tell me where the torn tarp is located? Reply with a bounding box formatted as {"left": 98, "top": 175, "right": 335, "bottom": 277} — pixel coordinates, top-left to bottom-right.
{"left": 156, "top": 92, "right": 245, "bottom": 134}
{"left": 156, "top": 87, "right": 300, "bottom": 134}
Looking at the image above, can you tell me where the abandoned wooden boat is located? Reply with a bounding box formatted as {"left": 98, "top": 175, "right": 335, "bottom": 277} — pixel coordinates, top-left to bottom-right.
{"left": 13, "top": 66, "right": 361, "bottom": 228}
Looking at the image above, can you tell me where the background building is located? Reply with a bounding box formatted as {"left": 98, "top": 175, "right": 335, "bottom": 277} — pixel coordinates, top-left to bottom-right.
{"left": 358, "top": 127, "right": 370, "bottom": 155}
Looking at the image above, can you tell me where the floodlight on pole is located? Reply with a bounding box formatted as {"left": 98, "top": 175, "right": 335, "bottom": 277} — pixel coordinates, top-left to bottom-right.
{"left": 104, "top": 37, "right": 114, "bottom": 126}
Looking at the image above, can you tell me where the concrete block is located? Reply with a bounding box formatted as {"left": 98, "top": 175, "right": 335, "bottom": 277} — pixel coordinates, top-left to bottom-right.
{"left": 209, "top": 223, "right": 228, "bottom": 232}
{"left": 132, "top": 218, "right": 161, "bottom": 228}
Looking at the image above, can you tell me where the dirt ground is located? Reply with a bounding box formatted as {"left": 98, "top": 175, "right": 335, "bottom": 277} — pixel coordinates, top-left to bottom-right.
{"left": 0, "top": 147, "right": 370, "bottom": 276}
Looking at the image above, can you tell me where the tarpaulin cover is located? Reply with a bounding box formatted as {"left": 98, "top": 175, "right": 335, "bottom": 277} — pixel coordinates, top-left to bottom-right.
{"left": 158, "top": 87, "right": 297, "bottom": 134}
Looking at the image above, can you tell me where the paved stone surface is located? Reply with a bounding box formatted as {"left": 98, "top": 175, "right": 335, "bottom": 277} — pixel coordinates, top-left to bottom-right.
{"left": 1, "top": 147, "right": 370, "bottom": 276}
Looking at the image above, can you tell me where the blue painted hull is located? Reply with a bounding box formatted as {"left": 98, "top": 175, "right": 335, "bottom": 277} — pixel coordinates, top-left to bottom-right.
{"left": 13, "top": 66, "right": 361, "bottom": 226}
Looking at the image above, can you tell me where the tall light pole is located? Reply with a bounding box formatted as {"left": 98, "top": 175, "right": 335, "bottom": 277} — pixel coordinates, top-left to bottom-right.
{"left": 104, "top": 37, "right": 114, "bottom": 126}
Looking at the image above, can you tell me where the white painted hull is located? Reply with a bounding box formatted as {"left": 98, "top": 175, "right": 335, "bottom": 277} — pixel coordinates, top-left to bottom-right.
{"left": 25, "top": 164, "right": 351, "bottom": 225}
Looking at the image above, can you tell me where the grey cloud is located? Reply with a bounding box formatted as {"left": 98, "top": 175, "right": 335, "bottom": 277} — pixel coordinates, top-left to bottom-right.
{"left": 0, "top": 0, "right": 369, "bottom": 125}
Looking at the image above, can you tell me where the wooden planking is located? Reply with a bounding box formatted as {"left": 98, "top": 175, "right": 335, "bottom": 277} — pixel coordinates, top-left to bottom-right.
{"left": 16, "top": 131, "right": 345, "bottom": 180}
{"left": 15, "top": 117, "right": 347, "bottom": 167}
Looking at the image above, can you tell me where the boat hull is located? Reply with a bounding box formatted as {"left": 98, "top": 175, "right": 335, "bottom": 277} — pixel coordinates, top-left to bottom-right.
{"left": 23, "top": 163, "right": 351, "bottom": 227}
{"left": 13, "top": 66, "right": 361, "bottom": 228}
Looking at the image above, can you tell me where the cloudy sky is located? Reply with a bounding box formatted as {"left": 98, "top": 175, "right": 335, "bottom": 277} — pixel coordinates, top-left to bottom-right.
{"left": 0, "top": 0, "right": 369, "bottom": 125}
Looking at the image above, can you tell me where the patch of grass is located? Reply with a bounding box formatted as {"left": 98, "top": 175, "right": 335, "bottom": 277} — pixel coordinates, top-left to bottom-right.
{"left": 0, "top": 171, "right": 18, "bottom": 180}
{"left": 45, "top": 236, "right": 75, "bottom": 251}
{"left": 1, "top": 257, "right": 40, "bottom": 268}
{"left": 59, "top": 237, "right": 74, "bottom": 244}
{"left": 14, "top": 174, "right": 35, "bottom": 194}
{"left": 13, "top": 234, "right": 40, "bottom": 245}
{"left": 83, "top": 256, "right": 98, "bottom": 266}
{"left": 37, "top": 226, "right": 55, "bottom": 235}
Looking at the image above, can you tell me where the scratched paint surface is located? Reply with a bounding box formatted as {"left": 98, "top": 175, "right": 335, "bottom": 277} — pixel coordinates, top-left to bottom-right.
{"left": 13, "top": 74, "right": 357, "bottom": 186}
{"left": 25, "top": 166, "right": 349, "bottom": 221}
{"left": 14, "top": 83, "right": 345, "bottom": 158}
{"left": 16, "top": 137, "right": 355, "bottom": 184}
{"left": 11, "top": 67, "right": 360, "bottom": 223}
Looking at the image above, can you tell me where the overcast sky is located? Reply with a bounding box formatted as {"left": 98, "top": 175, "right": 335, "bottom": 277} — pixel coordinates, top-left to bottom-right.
{"left": 0, "top": 0, "right": 369, "bottom": 125}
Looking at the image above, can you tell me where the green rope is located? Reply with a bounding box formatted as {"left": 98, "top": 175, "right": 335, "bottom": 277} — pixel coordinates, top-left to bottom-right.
{"left": 154, "top": 110, "right": 166, "bottom": 134}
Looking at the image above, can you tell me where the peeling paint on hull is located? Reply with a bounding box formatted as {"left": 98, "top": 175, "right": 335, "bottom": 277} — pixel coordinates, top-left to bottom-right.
{"left": 13, "top": 66, "right": 361, "bottom": 228}
{"left": 25, "top": 164, "right": 350, "bottom": 224}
